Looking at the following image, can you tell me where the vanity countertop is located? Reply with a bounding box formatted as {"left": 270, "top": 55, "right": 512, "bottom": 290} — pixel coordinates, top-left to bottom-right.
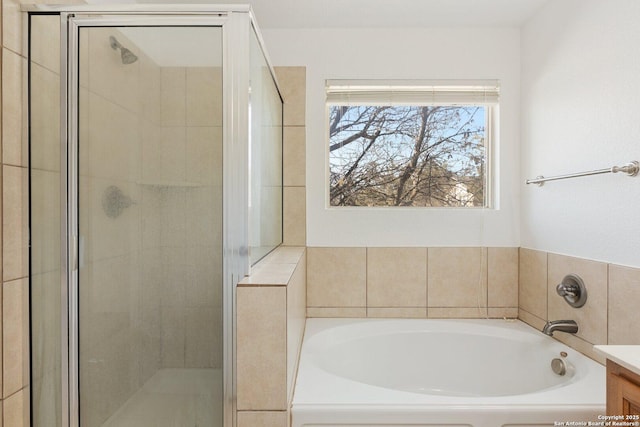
{"left": 594, "top": 345, "right": 640, "bottom": 375}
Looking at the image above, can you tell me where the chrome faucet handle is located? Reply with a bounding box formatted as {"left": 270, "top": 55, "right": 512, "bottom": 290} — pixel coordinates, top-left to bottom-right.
{"left": 556, "top": 282, "right": 578, "bottom": 298}
{"left": 555, "top": 274, "right": 587, "bottom": 308}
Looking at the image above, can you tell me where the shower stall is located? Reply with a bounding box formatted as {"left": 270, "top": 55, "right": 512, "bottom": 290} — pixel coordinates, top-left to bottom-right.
{"left": 27, "top": 5, "right": 283, "bottom": 427}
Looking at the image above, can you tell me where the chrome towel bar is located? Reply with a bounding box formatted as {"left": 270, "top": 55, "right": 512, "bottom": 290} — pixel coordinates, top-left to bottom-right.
{"left": 526, "top": 161, "right": 639, "bottom": 186}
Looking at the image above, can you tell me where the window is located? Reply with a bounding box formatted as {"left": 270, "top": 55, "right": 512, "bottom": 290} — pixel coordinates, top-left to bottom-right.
{"left": 326, "top": 80, "right": 499, "bottom": 208}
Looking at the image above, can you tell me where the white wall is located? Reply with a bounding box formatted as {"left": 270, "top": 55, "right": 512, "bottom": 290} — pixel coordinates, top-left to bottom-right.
{"left": 521, "top": 0, "right": 640, "bottom": 268}
{"left": 264, "top": 28, "right": 521, "bottom": 247}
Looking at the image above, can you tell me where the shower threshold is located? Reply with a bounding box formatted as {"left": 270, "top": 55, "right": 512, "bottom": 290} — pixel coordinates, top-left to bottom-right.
{"left": 101, "top": 368, "right": 222, "bottom": 427}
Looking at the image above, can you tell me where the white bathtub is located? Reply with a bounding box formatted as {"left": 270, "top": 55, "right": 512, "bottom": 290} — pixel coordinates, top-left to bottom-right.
{"left": 292, "top": 318, "right": 606, "bottom": 427}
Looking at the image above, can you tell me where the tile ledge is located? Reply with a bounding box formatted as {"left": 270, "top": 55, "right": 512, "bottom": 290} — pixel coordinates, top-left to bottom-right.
{"left": 239, "top": 246, "right": 305, "bottom": 287}
{"left": 260, "top": 246, "right": 305, "bottom": 264}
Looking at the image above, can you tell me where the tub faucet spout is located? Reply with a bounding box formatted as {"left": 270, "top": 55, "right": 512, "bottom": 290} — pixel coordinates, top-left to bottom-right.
{"left": 542, "top": 320, "right": 578, "bottom": 336}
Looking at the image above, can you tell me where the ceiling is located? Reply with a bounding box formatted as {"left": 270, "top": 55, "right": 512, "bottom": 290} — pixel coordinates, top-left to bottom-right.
{"left": 102, "top": 0, "right": 550, "bottom": 66}
{"left": 132, "top": 0, "right": 551, "bottom": 29}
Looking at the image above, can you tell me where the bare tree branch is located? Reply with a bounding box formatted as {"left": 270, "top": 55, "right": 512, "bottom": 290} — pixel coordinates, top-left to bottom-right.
{"left": 329, "top": 105, "right": 486, "bottom": 207}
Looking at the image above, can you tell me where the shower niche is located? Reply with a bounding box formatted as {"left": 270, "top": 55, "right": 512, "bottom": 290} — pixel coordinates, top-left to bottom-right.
{"left": 28, "top": 6, "right": 282, "bottom": 427}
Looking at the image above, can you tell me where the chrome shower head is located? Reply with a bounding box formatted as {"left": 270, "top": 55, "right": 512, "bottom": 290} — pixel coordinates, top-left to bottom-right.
{"left": 119, "top": 47, "right": 139, "bottom": 65}
{"left": 109, "top": 35, "right": 138, "bottom": 65}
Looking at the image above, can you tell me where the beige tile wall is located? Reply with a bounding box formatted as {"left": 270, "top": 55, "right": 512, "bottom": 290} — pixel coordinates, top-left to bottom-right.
{"left": 25, "top": 19, "right": 225, "bottom": 426}
{"left": 3, "top": 1, "right": 31, "bottom": 424}
{"left": 306, "top": 247, "right": 519, "bottom": 319}
{"left": 608, "top": 265, "right": 640, "bottom": 345}
{"left": 275, "top": 67, "right": 306, "bottom": 247}
{"left": 519, "top": 248, "right": 640, "bottom": 364}
{"left": 237, "top": 286, "right": 287, "bottom": 410}
{"left": 155, "top": 65, "right": 224, "bottom": 371}
{"left": 28, "top": 14, "right": 63, "bottom": 427}
{"left": 518, "top": 248, "right": 548, "bottom": 321}
{"left": 79, "top": 29, "right": 156, "bottom": 427}
{"left": 6, "top": 3, "right": 640, "bottom": 424}
{"left": 547, "top": 254, "right": 607, "bottom": 345}
{"left": 3, "top": 38, "right": 299, "bottom": 427}
{"left": 235, "top": 67, "right": 306, "bottom": 427}
{"left": 4, "top": 3, "right": 86, "bottom": 425}
{"left": 305, "top": 245, "right": 640, "bottom": 365}
{"left": 237, "top": 247, "right": 306, "bottom": 426}
{"left": 237, "top": 411, "right": 288, "bottom": 427}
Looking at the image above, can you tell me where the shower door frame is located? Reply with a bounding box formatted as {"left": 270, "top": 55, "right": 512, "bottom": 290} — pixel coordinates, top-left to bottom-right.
{"left": 25, "top": 4, "right": 275, "bottom": 426}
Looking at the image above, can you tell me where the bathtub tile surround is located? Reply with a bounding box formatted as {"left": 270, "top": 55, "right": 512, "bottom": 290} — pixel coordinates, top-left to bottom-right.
{"left": 428, "top": 247, "right": 488, "bottom": 309}
{"left": 428, "top": 307, "right": 488, "bottom": 319}
{"left": 608, "top": 265, "right": 640, "bottom": 345}
{"left": 488, "top": 247, "right": 519, "bottom": 307}
{"left": 488, "top": 307, "right": 519, "bottom": 318}
{"left": 517, "top": 305, "right": 546, "bottom": 330}
{"left": 237, "top": 286, "right": 288, "bottom": 409}
{"left": 237, "top": 247, "right": 306, "bottom": 425}
{"left": 306, "top": 307, "right": 367, "bottom": 318}
{"left": 547, "top": 254, "right": 608, "bottom": 345}
{"left": 237, "top": 411, "right": 288, "bottom": 427}
{"left": 367, "top": 248, "right": 427, "bottom": 308}
{"left": 367, "top": 307, "right": 427, "bottom": 318}
{"left": 306, "top": 247, "right": 519, "bottom": 318}
{"left": 519, "top": 248, "right": 640, "bottom": 364}
{"left": 307, "top": 247, "right": 367, "bottom": 308}
{"left": 518, "top": 248, "right": 548, "bottom": 322}
{"left": 286, "top": 251, "right": 307, "bottom": 399}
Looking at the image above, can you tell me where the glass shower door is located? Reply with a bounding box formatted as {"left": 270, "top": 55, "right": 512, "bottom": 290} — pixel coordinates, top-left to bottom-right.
{"left": 76, "top": 25, "right": 223, "bottom": 427}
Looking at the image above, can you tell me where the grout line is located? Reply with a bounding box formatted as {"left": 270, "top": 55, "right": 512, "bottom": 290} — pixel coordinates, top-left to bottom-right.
{"left": 425, "top": 247, "right": 429, "bottom": 315}
{"left": 2, "top": 385, "right": 27, "bottom": 402}
{"left": 545, "top": 251, "right": 549, "bottom": 321}
{"left": 484, "top": 247, "right": 488, "bottom": 314}
{"left": 364, "top": 247, "right": 368, "bottom": 317}
{"left": 2, "top": 46, "right": 26, "bottom": 61}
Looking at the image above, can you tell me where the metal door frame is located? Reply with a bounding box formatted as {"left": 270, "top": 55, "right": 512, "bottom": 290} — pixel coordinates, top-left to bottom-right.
{"left": 21, "top": 4, "right": 274, "bottom": 425}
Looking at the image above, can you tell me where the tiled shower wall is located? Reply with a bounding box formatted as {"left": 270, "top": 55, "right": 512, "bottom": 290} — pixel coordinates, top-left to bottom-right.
{"left": 2, "top": 1, "right": 90, "bottom": 423}
{"left": 78, "top": 27, "right": 163, "bottom": 426}
{"left": 77, "top": 28, "right": 224, "bottom": 426}
{"left": 152, "top": 65, "right": 223, "bottom": 371}
{"left": 2, "top": 0, "right": 38, "bottom": 423}
{"left": 0, "top": 6, "right": 306, "bottom": 420}
{"left": 1, "top": 2, "right": 639, "bottom": 425}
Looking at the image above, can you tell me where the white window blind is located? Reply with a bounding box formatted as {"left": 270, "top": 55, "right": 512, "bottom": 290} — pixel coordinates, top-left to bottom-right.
{"left": 326, "top": 79, "right": 500, "bottom": 106}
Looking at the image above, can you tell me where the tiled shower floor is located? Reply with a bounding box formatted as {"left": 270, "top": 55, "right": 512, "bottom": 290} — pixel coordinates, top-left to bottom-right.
{"left": 102, "top": 368, "right": 223, "bottom": 427}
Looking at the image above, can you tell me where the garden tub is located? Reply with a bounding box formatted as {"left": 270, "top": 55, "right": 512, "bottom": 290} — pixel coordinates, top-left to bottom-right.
{"left": 292, "top": 318, "right": 605, "bottom": 427}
